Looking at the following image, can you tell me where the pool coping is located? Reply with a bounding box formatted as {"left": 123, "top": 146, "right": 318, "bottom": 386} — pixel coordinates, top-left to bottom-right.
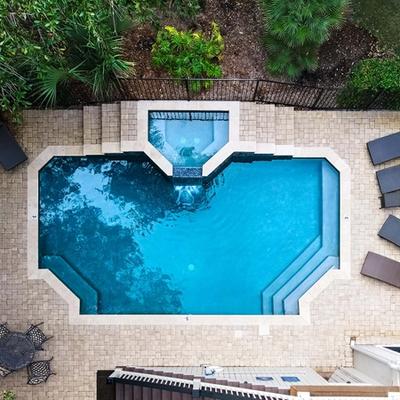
{"left": 27, "top": 140, "right": 350, "bottom": 330}
{"left": 135, "top": 101, "right": 241, "bottom": 177}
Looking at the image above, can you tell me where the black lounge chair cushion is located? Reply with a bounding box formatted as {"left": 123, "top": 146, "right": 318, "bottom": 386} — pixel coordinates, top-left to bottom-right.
{"left": 361, "top": 251, "right": 400, "bottom": 288}
{"left": 378, "top": 215, "right": 400, "bottom": 247}
{"left": 0, "top": 121, "right": 27, "bottom": 170}
{"left": 367, "top": 131, "right": 400, "bottom": 165}
{"left": 381, "top": 190, "right": 400, "bottom": 208}
{"left": 376, "top": 165, "right": 400, "bottom": 194}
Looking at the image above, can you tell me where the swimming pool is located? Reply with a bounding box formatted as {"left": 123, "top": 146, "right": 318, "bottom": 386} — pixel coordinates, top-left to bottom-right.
{"left": 38, "top": 156, "right": 339, "bottom": 315}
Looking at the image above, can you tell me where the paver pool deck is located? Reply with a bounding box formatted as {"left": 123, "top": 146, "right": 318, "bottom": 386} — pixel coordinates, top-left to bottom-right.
{"left": 1, "top": 103, "right": 400, "bottom": 399}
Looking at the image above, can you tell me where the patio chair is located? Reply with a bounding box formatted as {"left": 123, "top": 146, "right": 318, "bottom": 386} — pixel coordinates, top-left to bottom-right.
{"left": 381, "top": 190, "right": 400, "bottom": 208}
{"left": 367, "top": 131, "right": 400, "bottom": 165}
{"left": 0, "top": 322, "right": 10, "bottom": 339}
{"left": 0, "top": 121, "right": 27, "bottom": 170}
{"left": 376, "top": 165, "right": 400, "bottom": 194}
{"left": 361, "top": 251, "right": 400, "bottom": 288}
{"left": 0, "top": 365, "right": 12, "bottom": 378}
{"left": 378, "top": 215, "right": 400, "bottom": 248}
{"left": 27, "top": 358, "right": 55, "bottom": 385}
{"left": 25, "top": 322, "right": 53, "bottom": 351}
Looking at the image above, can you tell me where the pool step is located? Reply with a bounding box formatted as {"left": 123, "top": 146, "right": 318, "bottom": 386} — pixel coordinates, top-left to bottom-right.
{"left": 101, "top": 103, "right": 121, "bottom": 154}
{"left": 40, "top": 255, "right": 98, "bottom": 314}
{"left": 268, "top": 160, "right": 340, "bottom": 315}
{"left": 272, "top": 245, "right": 332, "bottom": 314}
{"left": 83, "top": 106, "right": 102, "bottom": 155}
{"left": 283, "top": 255, "right": 339, "bottom": 314}
{"left": 261, "top": 236, "right": 322, "bottom": 314}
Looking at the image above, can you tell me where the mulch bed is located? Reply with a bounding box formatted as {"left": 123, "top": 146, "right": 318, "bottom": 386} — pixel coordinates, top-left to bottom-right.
{"left": 60, "top": 0, "right": 381, "bottom": 108}
{"left": 123, "top": 0, "right": 379, "bottom": 87}
{"left": 299, "top": 22, "right": 380, "bottom": 87}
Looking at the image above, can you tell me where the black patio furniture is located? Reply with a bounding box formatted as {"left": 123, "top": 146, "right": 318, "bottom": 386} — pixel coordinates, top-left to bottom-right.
{"left": 361, "top": 251, "right": 400, "bottom": 288}
{"left": 0, "top": 121, "right": 27, "bottom": 170}
{"left": 381, "top": 190, "right": 400, "bottom": 208}
{"left": 376, "top": 165, "right": 400, "bottom": 194}
{"left": 0, "top": 323, "right": 10, "bottom": 339}
{"left": 25, "top": 322, "right": 53, "bottom": 351}
{"left": 27, "top": 358, "right": 55, "bottom": 385}
{"left": 0, "top": 366, "right": 12, "bottom": 378}
{"left": 378, "top": 215, "right": 400, "bottom": 248}
{"left": 367, "top": 131, "right": 400, "bottom": 165}
{"left": 0, "top": 332, "right": 35, "bottom": 371}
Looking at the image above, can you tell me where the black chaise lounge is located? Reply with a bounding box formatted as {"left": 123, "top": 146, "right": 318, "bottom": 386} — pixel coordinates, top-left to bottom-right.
{"left": 367, "top": 131, "right": 400, "bottom": 165}
{"left": 378, "top": 214, "right": 400, "bottom": 247}
{"left": 361, "top": 251, "right": 400, "bottom": 288}
{"left": 376, "top": 165, "right": 400, "bottom": 194}
{"left": 0, "top": 121, "right": 27, "bottom": 170}
{"left": 381, "top": 190, "right": 400, "bottom": 208}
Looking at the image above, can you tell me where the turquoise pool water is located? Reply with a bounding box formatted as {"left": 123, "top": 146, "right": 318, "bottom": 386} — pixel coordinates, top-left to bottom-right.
{"left": 149, "top": 111, "right": 229, "bottom": 167}
{"left": 39, "top": 156, "right": 339, "bottom": 315}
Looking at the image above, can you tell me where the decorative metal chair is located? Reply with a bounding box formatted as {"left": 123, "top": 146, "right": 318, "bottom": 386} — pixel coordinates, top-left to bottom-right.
{"left": 27, "top": 358, "right": 55, "bottom": 385}
{"left": 25, "top": 322, "right": 53, "bottom": 350}
{"left": 0, "top": 323, "right": 10, "bottom": 340}
{"left": 0, "top": 365, "right": 12, "bottom": 378}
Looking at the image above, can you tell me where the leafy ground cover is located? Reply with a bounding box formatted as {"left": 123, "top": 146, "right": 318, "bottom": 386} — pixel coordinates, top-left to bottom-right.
{"left": 351, "top": 0, "right": 400, "bottom": 54}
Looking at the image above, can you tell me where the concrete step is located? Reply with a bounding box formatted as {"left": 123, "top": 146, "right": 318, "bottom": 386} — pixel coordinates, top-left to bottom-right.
{"left": 83, "top": 106, "right": 102, "bottom": 155}
{"left": 262, "top": 235, "right": 322, "bottom": 314}
{"left": 101, "top": 103, "right": 121, "bottom": 154}
{"left": 275, "top": 106, "right": 295, "bottom": 145}
{"left": 256, "top": 103, "right": 276, "bottom": 143}
{"left": 239, "top": 102, "right": 257, "bottom": 142}
{"left": 120, "top": 101, "right": 138, "bottom": 152}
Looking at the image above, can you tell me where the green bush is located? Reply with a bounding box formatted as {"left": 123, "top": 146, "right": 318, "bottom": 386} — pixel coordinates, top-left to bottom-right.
{"left": 151, "top": 23, "right": 224, "bottom": 91}
{"left": 0, "top": 0, "right": 134, "bottom": 120}
{"left": 261, "top": 0, "right": 348, "bottom": 78}
{"left": 3, "top": 391, "right": 15, "bottom": 400}
{"left": 339, "top": 57, "right": 400, "bottom": 109}
{"left": 128, "top": 0, "right": 201, "bottom": 22}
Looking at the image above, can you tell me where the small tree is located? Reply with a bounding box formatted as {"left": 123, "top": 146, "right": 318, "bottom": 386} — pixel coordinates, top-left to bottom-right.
{"left": 261, "top": 0, "right": 348, "bottom": 78}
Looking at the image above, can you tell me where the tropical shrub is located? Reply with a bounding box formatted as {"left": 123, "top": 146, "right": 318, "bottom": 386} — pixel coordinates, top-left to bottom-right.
{"left": 151, "top": 23, "right": 224, "bottom": 91}
{"left": 0, "top": 0, "right": 134, "bottom": 120}
{"left": 2, "top": 391, "right": 15, "bottom": 400}
{"left": 338, "top": 57, "right": 400, "bottom": 109}
{"left": 260, "top": 0, "right": 348, "bottom": 78}
{"left": 128, "top": 0, "right": 201, "bottom": 22}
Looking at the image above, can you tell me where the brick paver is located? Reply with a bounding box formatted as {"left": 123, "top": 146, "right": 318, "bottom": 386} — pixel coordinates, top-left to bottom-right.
{"left": 1, "top": 105, "right": 400, "bottom": 399}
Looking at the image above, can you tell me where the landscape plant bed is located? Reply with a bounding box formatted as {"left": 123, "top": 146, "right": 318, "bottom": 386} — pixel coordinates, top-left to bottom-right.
{"left": 0, "top": 0, "right": 387, "bottom": 118}
{"left": 123, "top": 0, "right": 379, "bottom": 88}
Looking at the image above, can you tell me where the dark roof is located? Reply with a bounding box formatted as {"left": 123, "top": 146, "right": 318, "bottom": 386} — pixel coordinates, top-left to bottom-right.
{"left": 108, "top": 367, "right": 291, "bottom": 400}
